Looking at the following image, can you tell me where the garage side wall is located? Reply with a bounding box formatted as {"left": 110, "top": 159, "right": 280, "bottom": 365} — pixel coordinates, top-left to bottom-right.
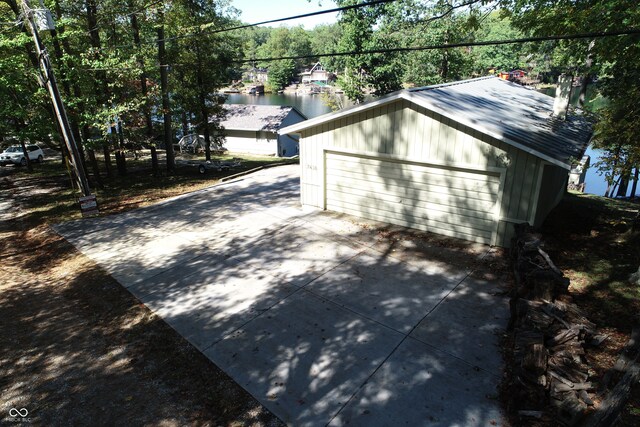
{"left": 223, "top": 130, "right": 277, "bottom": 155}
{"left": 533, "top": 163, "right": 569, "bottom": 227}
{"left": 299, "top": 100, "right": 544, "bottom": 247}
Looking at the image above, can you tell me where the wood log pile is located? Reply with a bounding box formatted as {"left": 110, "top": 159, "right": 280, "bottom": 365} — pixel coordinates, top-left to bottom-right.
{"left": 507, "top": 224, "right": 603, "bottom": 426}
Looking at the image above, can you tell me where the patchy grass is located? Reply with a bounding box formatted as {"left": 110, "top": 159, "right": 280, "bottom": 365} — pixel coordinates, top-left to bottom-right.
{"left": 540, "top": 192, "right": 640, "bottom": 330}
{"left": 4, "top": 151, "right": 297, "bottom": 227}
{"left": 539, "top": 191, "right": 640, "bottom": 425}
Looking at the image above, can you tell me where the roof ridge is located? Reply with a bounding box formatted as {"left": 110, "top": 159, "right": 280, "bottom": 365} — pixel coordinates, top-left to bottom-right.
{"left": 408, "top": 76, "right": 497, "bottom": 93}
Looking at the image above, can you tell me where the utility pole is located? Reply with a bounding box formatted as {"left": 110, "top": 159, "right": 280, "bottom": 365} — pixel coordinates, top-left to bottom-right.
{"left": 21, "top": 0, "right": 92, "bottom": 197}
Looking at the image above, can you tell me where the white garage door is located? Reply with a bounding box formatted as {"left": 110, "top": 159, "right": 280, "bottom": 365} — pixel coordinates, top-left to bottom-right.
{"left": 325, "top": 152, "right": 501, "bottom": 244}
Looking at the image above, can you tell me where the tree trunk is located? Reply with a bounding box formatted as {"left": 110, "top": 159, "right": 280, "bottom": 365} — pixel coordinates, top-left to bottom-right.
{"left": 605, "top": 144, "right": 622, "bottom": 197}
{"left": 181, "top": 111, "right": 189, "bottom": 137}
{"left": 616, "top": 173, "right": 629, "bottom": 198}
{"left": 195, "top": 40, "right": 212, "bottom": 161}
{"left": 103, "top": 143, "right": 112, "bottom": 177}
{"left": 150, "top": 146, "right": 159, "bottom": 176}
{"left": 87, "top": 148, "right": 103, "bottom": 189}
{"left": 19, "top": 139, "right": 33, "bottom": 172}
{"left": 129, "top": 5, "right": 155, "bottom": 172}
{"left": 578, "top": 41, "right": 595, "bottom": 109}
{"left": 158, "top": 22, "right": 175, "bottom": 172}
{"left": 117, "top": 119, "right": 127, "bottom": 175}
{"left": 630, "top": 167, "right": 639, "bottom": 200}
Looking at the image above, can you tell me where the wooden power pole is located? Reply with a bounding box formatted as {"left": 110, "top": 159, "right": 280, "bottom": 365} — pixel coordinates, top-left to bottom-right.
{"left": 21, "top": 0, "right": 92, "bottom": 197}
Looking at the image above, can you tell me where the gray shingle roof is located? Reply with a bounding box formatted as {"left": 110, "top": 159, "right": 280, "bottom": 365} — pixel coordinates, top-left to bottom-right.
{"left": 280, "top": 77, "right": 592, "bottom": 169}
{"left": 409, "top": 77, "right": 592, "bottom": 167}
{"left": 218, "top": 104, "right": 302, "bottom": 132}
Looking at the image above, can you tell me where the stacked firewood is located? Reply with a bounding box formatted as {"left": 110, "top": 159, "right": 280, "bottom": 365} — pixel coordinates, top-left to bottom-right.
{"left": 508, "top": 224, "right": 601, "bottom": 426}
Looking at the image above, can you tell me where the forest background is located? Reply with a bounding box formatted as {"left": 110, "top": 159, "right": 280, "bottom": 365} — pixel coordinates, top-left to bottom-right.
{"left": 0, "top": 0, "right": 638, "bottom": 196}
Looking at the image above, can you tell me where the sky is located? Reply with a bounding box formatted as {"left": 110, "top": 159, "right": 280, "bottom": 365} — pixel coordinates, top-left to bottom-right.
{"left": 230, "top": 0, "right": 339, "bottom": 29}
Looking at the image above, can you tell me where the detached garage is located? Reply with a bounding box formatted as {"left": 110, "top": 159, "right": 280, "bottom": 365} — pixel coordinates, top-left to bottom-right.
{"left": 279, "top": 77, "right": 592, "bottom": 247}
{"left": 217, "top": 104, "right": 306, "bottom": 157}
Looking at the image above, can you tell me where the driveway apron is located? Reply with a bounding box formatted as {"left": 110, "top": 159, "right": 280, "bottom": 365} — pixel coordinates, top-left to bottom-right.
{"left": 54, "top": 165, "right": 508, "bottom": 426}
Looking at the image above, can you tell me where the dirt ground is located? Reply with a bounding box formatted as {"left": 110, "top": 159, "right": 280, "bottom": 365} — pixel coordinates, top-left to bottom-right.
{"left": 0, "top": 171, "right": 283, "bottom": 426}
{"left": 0, "top": 162, "right": 512, "bottom": 426}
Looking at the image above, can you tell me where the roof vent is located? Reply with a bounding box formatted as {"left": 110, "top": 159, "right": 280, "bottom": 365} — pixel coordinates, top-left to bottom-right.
{"left": 553, "top": 74, "right": 573, "bottom": 120}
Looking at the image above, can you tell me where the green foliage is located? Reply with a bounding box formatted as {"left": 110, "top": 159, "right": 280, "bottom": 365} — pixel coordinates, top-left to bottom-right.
{"left": 501, "top": 0, "right": 640, "bottom": 196}
{"left": 0, "top": 0, "right": 637, "bottom": 197}
{"left": 254, "top": 26, "right": 312, "bottom": 89}
{"left": 471, "top": 12, "right": 525, "bottom": 73}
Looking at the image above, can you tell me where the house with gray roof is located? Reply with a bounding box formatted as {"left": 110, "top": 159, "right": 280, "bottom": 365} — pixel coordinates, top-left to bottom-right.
{"left": 279, "top": 76, "right": 592, "bottom": 247}
{"left": 216, "top": 104, "right": 306, "bottom": 157}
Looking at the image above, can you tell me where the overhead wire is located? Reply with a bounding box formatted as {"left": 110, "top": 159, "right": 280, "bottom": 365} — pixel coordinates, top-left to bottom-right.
{"left": 94, "top": 0, "right": 407, "bottom": 52}
{"left": 236, "top": 28, "right": 640, "bottom": 63}
{"left": 82, "top": 28, "right": 640, "bottom": 72}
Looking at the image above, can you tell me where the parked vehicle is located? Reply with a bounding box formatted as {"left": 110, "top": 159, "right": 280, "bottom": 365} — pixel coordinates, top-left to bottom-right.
{"left": 198, "top": 158, "right": 242, "bottom": 174}
{"left": 0, "top": 145, "right": 44, "bottom": 166}
{"left": 177, "top": 134, "right": 225, "bottom": 154}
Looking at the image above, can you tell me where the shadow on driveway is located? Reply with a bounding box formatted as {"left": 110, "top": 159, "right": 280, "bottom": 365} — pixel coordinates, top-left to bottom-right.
{"left": 54, "top": 165, "right": 509, "bottom": 426}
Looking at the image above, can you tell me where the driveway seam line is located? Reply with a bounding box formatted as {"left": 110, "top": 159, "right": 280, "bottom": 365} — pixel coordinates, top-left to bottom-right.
{"left": 325, "top": 247, "right": 495, "bottom": 426}
{"left": 200, "top": 247, "right": 369, "bottom": 352}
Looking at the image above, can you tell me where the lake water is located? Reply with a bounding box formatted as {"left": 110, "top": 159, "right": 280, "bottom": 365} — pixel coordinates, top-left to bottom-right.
{"left": 225, "top": 91, "right": 636, "bottom": 198}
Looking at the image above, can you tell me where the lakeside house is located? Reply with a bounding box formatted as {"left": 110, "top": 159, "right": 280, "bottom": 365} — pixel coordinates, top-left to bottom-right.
{"left": 215, "top": 104, "right": 307, "bottom": 157}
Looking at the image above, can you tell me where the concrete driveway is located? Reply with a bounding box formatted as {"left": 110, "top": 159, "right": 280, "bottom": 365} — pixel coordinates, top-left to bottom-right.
{"left": 54, "top": 165, "right": 509, "bottom": 426}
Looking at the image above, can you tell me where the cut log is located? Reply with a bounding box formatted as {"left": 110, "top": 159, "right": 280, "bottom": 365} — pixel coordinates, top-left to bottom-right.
{"left": 579, "top": 390, "right": 594, "bottom": 406}
{"left": 538, "top": 247, "right": 564, "bottom": 276}
{"left": 598, "top": 328, "right": 640, "bottom": 395}
{"left": 523, "top": 343, "right": 548, "bottom": 375}
{"left": 547, "top": 327, "right": 581, "bottom": 347}
{"left": 552, "top": 381, "right": 593, "bottom": 393}
{"left": 584, "top": 363, "right": 640, "bottom": 427}
{"left": 518, "top": 410, "right": 544, "bottom": 419}
{"left": 551, "top": 391, "right": 588, "bottom": 426}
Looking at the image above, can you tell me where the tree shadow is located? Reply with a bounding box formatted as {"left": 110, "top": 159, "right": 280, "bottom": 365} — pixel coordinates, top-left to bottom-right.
{"left": 49, "top": 166, "right": 510, "bottom": 426}
{"left": 0, "top": 231, "right": 280, "bottom": 426}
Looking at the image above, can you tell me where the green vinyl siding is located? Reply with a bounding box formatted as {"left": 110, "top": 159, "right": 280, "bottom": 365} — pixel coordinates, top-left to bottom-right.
{"left": 298, "top": 100, "right": 551, "bottom": 247}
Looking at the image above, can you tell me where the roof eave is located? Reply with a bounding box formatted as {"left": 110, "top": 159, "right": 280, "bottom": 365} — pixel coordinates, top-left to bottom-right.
{"left": 279, "top": 80, "right": 588, "bottom": 169}
{"left": 279, "top": 90, "right": 406, "bottom": 135}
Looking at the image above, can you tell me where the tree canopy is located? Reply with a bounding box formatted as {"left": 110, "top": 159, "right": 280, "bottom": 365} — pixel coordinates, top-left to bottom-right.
{"left": 0, "top": 0, "right": 638, "bottom": 196}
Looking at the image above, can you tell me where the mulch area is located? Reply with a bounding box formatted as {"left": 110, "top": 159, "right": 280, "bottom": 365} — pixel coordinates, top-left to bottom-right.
{"left": 0, "top": 172, "right": 283, "bottom": 426}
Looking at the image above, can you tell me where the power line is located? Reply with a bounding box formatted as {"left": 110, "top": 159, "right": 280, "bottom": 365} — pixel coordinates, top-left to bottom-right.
{"left": 97, "top": 0, "right": 406, "bottom": 52}
{"left": 166, "top": 0, "right": 401, "bottom": 42}
{"left": 235, "top": 28, "right": 640, "bottom": 63}
{"left": 82, "top": 28, "right": 640, "bottom": 72}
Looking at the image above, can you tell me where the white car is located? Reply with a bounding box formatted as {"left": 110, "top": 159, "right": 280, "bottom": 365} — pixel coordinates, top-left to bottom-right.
{"left": 0, "top": 145, "right": 44, "bottom": 166}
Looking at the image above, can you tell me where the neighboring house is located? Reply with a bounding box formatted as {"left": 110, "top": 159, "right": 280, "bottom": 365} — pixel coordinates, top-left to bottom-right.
{"left": 279, "top": 76, "right": 592, "bottom": 247}
{"left": 299, "top": 62, "right": 334, "bottom": 85}
{"left": 243, "top": 68, "right": 269, "bottom": 83}
{"left": 216, "top": 104, "right": 307, "bottom": 157}
{"left": 498, "top": 69, "right": 527, "bottom": 81}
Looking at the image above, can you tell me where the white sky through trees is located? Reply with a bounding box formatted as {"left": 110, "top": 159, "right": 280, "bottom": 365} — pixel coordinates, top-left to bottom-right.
{"left": 232, "top": 0, "right": 338, "bottom": 28}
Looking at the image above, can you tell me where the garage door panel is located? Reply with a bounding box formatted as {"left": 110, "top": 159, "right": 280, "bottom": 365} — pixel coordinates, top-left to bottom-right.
{"left": 326, "top": 182, "right": 496, "bottom": 219}
{"left": 328, "top": 155, "right": 501, "bottom": 190}
{"left": 324, "top": 152, "right": 500, "bottom": 245}
{"left": 327, "top": 161, "right": 500, "bottom": 195}
{"left": 326, "top": 201, "right": 494, "bottom": 244}
{"left": 326, "top": 195, "right": 496, "bottom": 233}
{"left": 326, "top": 174, "right": 497, "bottom": 205}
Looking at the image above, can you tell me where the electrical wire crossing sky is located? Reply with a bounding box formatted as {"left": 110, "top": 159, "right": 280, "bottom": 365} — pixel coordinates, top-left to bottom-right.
{"left": 231, "top": 0, "right": 339, "bottom": 28}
